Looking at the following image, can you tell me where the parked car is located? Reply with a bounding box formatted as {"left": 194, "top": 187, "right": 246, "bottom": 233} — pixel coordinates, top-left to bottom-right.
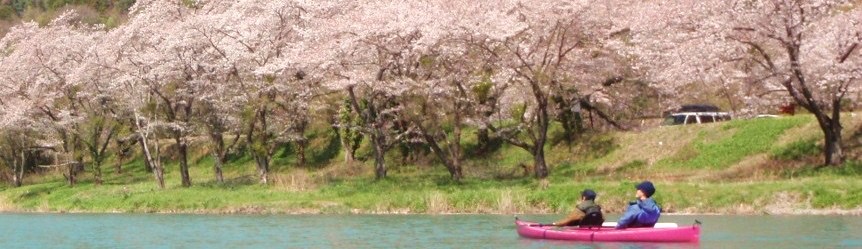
{"left": 662, "top": 104, "right": 732, "bottom": 125}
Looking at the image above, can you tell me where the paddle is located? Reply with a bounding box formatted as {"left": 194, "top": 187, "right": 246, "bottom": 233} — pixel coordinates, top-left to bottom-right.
{"left": 515, "top": 216, "right": 557, "bottom": 227}
{"left": 528, "top": 223, "right": 555, "bottom": 227}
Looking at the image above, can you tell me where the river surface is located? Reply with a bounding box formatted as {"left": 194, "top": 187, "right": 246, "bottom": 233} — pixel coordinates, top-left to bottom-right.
{"left": 0, "top": 214, "right": 859, "bottom": 248}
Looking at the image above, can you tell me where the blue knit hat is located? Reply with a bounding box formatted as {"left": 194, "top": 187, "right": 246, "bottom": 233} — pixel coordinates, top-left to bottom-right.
{"left": 636, "top": 181, "right": 656, "bottom": 197}
{"left": 581, "top": 189, "right": 597, "bottom": 200}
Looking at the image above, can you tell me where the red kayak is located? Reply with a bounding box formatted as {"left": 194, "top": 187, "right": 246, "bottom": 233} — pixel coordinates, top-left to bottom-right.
{"left": 515, "top": 218, "right": 700, "bottom": 242}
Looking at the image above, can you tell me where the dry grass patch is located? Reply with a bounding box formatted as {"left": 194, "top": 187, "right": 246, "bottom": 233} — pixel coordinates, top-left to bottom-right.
{"left": 0, "top": 195, "right": 19, "bottom": 212}
{"left": 496, "top": 189, "right": 528, "bottom": 215}
{"left": 693, "top": 154, "right": 774, "bottom": 181}
{"left": 271, "top": 170, "right": 318, "bottom": 192}
{"left": 596, "top": 124, "right": 715, "bottom": 172}
{"left": 426, "top": 191, "right": 451, "bottom": 214}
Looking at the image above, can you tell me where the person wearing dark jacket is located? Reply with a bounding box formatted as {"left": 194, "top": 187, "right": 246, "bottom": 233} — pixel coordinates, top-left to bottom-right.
{"left": 616, "top": 181, "right": 661, "bottom": 229}
{"left": 552, "top": 189, "right": 605, "bottom": 227}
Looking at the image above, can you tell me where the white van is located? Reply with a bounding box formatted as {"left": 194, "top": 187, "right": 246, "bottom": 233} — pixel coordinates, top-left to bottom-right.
{"left": 664, "top": 111, "right": 732, "bottom": 125}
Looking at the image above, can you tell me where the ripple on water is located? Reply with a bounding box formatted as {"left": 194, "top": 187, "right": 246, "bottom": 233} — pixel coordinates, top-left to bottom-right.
{"left": 0, "top": 214, "right": 860, "bottom": 249}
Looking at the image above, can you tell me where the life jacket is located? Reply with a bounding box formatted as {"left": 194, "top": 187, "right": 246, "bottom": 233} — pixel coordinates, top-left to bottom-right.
{"left": 578, "top": 203, "right": 605, "bottom": 227}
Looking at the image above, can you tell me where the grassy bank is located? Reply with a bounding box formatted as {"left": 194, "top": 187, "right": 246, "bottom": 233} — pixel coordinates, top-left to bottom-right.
{"left": 1, "top": 114, "right": 862, "bottom": 215}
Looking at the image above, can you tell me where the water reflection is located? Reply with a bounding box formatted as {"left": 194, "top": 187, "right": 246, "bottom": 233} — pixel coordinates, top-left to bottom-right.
{"left": 0, "top": 214, "right": 859, "bottom": 248}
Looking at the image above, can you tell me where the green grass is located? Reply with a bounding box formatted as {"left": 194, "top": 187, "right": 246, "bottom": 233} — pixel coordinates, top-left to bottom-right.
{"left": 1, "top": 114, "right": 861, "bottom": 215}
{"left": 771, "top": 138, "right": 821, "bottom": 161}
{"left": 3, "top": 171, "right": 862, "bottom": 214}
{"left": 661, "top": 116, "right": 810, "bottom": 169}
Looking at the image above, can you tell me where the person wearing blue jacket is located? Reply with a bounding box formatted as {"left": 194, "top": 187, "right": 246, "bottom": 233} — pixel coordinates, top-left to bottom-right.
{"left": 616, "top": 181, "right": 661, "bottom": 229}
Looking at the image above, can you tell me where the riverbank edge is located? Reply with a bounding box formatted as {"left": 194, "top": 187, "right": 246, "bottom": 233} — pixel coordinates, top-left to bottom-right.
{"left": 1, "top": 206, "right": 860, "bottom": 216}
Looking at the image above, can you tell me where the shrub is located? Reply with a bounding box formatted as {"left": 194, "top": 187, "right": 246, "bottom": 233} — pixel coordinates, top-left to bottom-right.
{"left": 0, "top": 6, "right": 15, "bottom": 20}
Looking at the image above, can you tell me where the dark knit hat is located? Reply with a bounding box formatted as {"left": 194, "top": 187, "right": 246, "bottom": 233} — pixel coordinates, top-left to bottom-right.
{"left": 581, "top": 189, "right": 597, "bottom": 200}
{"left": 636, "top": 181, "right": 656, "bottom": 197}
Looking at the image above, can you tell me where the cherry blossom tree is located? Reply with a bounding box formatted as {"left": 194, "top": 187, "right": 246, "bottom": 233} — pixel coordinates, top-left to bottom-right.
{"left": 195, "top": 0, "right": 326, "bottom": 183}
{"left": 398, "top": 35, "right": 514, "bottom": 181}
{"left": 623, "top": 0, "right": 862, "bottom": 166}
{"left": 403, "top": 1, "right": 537, "bottom": 181}
{"left": 399, "top": 52, "right": 481, "bottom": 182}
{"left": 323, "top": 0, "right": 634, "bottom": 181}
{"left": 89, "top": 0, "right": 193, "bottom": 188}
{"left": 739, "top": 2, "right": 862, "bottom": 166}
{"left": 0, "top": 91, "right": 40, "bottom": 187}
{"left": 0, "top": 11, "right": 116, "bottom": 186}
{"left": 140, "top": 1, "right": 205, "bottom": 187}
{"left": 326, "top": 0, "right": 443, "bottom": 179}
{"left": 476, "top": 1, "right": 622, "bottom": 180}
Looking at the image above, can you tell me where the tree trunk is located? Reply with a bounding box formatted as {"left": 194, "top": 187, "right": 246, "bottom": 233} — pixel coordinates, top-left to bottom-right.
{"left": 534, "top": 91, "right": 550, "bottom": 179}
{"left": 450, "top": 158, "right": 463, "bottom": 182}
{"left": 212, "top": 151, "right": 225, "bottom": 183}
{"left": 12, "top": 174, "right": 22, "bottom": 187}
{"left": 248, "top": 108, "right": 274, "bottom": 185}
{"left": 114, "top": 157, "right": 123, "bottom": 174}
{"left": 476, "top": 128, "right": 490, "bottom": 154}
{"left": 153, "top": 163, "right": 165, "bottom": 189}
{"left": 146, "top": 147, "right": 165, "bottom": 189}
{"left": 450, "top": 113, "right": 464, "bottom": 182}
{"left": 115, "top": 139, "right": 128, "bottom": 174}
{"left": 138, "top": 136, "right": 153, "bottom": 173}
{"left": 14, "top": 150, "right": 24, "bottom": 187}
{"left": 13, "top": 174, "right": 22, "bottom": 187}
{"left": 823, "top": 130, "right": 844, "bottom": 166}
{"left": 372, "top": 131, "right": 387, "bottom": 179}
{"left": 343, "top": 141, "right": 355, "bottom": 163}
{"left": 177, "top": 138, "right": 191, "bottom": 187}
{"left": 67, "top": 161, "right": 76, "bottom": 187}
{"left": 297, "top": 139, "right": 307, "bottom": 167}
{"left": 419, "top": 128, "right": 462, "bottom": 182}
{"left": 476, "top": 94, "right": 497, "bottom": 155}
{"left": 802, "top": 101, "right": 845, "bottom": 167}
{"left": 134, "top": 112, "right": 165, "bottom": 189}
{"left": 93, "top": 160, "right": 103, "bottom": 185}
{"left": 532, "top": 145, "right": 549, "bottom": 179}
{"left": 140, "top": 134, "right": 164, "bottom": 189}
{"left": 347, "top": 86, "right": 388, "bottom": 179}
{"left": 152, "top": 133, "right": 165, "bottom": 189}
{"left": 65, "top": 136, "right": 78, "bottom": 187}
{"left": 820, "top": 106, "right": 844, "bottom": 166}
{"left": 255, "top": 155, "right": 269, "bottom": 184}
{"left": 207, "top": 126, "right": 230, "bottom": 183}
{"left": 801, "top": 107, "right": 845, "bottom": 166}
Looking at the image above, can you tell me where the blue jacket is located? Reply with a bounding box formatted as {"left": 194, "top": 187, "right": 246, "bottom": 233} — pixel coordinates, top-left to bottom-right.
{"left": 615, "top": 198, "right": 660, "bottom": 229}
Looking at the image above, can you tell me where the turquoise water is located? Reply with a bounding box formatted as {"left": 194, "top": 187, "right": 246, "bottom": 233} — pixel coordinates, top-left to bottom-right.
{"left": 0, "top": 214, "right": 860, "bottom": 248}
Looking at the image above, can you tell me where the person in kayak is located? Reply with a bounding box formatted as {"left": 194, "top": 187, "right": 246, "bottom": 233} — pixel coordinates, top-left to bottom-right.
{"left": 551, "top": 189, "right": 604, "bottom": 227}
{"left": 616, "top": 181, "right": 661, "bottom": 229}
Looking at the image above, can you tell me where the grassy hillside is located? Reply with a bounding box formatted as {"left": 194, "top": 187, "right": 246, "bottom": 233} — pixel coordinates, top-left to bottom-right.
{"left": 1, "top": 0, "right": 133, "bottom": 36}
{"left": 1, "top": 114, "right": 861, "bottom": 215}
